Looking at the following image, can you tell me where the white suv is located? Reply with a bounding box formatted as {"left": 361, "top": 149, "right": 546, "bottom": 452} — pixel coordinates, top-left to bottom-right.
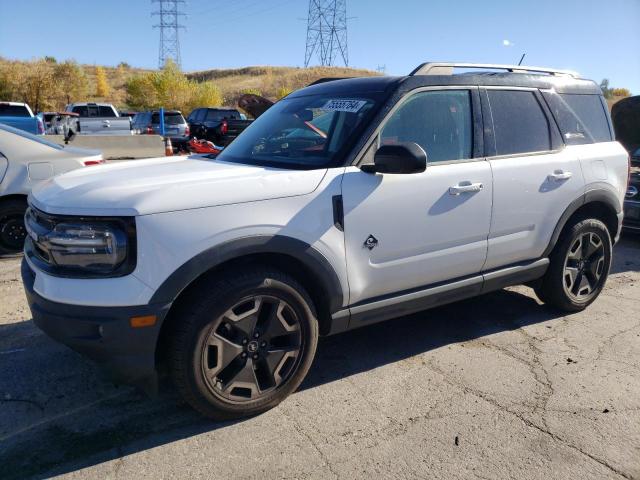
{"left": 22, "top": 63, "right": 629, "bottom": 419}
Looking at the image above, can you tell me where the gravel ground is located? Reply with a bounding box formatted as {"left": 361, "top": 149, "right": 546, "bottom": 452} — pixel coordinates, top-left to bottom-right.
{"left": 0, "top": 236, "right": 639, "bottom": 480}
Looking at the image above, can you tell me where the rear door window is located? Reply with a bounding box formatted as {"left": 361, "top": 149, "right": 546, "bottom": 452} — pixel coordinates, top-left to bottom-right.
{"left": 380, "top": 90, "right": 473, "bottom": 163}
{"left": 71, "top": 106, "right": 88, "bottom": 116}
{"left": 487, "top": 90, "right": 551, "bottom": 156}
{"left": 543, "top": 92, "right": 612, "bottom": 144}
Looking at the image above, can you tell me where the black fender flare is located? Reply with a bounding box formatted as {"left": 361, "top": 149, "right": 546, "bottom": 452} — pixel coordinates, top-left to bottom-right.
{"left": 542, "top": 188, "right": 622, "bottom": 257}
{"left": 149, "top": 235, "right": 344, "bottom": 313}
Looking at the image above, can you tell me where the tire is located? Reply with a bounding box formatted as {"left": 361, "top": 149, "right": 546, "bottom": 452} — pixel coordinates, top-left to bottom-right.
{"left": 535, "top": 217, "right": 612, "bottom": 312}
{"left": 168, "top": 267, "right": 319, "bottom": 420}
{"left": 0, "top": 198, "right": 28, "bottom": 256}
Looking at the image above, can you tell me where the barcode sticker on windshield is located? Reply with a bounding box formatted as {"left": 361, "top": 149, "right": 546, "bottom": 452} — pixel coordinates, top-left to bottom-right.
{"left": 320, "top": 99, "right": 367, "bottom": 113}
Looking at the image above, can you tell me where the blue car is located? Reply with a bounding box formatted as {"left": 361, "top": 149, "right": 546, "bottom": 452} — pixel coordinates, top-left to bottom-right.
{"left": 0, "top": 102, "right": 45, "bottom": 135}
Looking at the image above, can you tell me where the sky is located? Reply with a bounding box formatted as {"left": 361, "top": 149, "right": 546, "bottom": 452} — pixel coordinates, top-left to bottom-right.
{"left": 0, "top": 0, "right": 638, "bottom": 93}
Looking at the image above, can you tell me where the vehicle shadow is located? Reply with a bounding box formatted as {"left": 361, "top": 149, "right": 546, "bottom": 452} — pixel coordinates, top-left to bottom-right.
{"left": 0, "top": 287, "right": 562, "bottom": 480}
{"left": 610, "top": 234, "right": 640, "bottom": 274}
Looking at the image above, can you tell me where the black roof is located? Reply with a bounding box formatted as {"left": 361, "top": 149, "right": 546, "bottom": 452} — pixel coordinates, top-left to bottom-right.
{"left": 291, "top": 72, "right": 601, "bottom": 98}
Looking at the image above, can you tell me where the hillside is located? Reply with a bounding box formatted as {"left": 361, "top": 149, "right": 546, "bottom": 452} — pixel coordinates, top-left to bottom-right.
{"left": 187, "top": 66, "right": 379, "bottom": 103}
{"left": 0, "top": 58, "right": 378, "bottom": 111}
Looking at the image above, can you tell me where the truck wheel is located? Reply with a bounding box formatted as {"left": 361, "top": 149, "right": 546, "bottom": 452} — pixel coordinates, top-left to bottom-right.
{"left": 535, "top": 218, "right": 612, "bottom": 312}
{"left": 168, "top": 268, "right": 319, "bottom": 420}
{"left": 0, "top": 198, "right": 28, "bottom": 256}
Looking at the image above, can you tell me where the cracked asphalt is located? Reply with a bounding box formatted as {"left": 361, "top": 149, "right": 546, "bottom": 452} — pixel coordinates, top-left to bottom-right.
{"left": 1, "top": 236, "right": 639, "bottom": 480}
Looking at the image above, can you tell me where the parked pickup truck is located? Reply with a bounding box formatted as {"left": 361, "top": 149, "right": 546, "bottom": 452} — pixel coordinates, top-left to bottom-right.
{"left": 186, "top": 108, "right": 252, "bottom": 146}
{"left": 0, "top": 102, "right": 45, "bottom": 135}
{"left": 65, "top": 103, "right": 132, "bottom": 135}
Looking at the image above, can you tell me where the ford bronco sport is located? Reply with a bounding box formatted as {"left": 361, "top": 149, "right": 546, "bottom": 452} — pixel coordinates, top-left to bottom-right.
{"left": 22, "top": 63, "right": 629, "bottom": 419}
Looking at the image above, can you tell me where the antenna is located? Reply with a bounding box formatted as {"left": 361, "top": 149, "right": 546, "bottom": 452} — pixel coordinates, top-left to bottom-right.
{"left": 152, "top": 0, "right": 186, "bottom": 69}
{"left": 518, "top": 53, "right": 526, "bottom": 66}
{"left": 304, "top": 0, "right": 349, "bottom": 67}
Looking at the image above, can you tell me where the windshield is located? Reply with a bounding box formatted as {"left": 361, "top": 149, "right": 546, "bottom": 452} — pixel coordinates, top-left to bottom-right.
{"left": 0, "top": 123, "right": 63, "bottom": 150}
{"left": 217, "top": 94, "right": 377, "bottom": 168}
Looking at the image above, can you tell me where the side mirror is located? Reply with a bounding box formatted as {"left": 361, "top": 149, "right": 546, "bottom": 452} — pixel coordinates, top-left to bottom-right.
{"left": 361, "top": 142, "right": 427, "bottom": 174}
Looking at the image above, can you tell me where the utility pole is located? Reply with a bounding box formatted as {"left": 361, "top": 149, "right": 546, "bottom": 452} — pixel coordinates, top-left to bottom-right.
{"left": 152, "top": 0, "right": 186, "bottom": 69}
{"left": 304, "top": 0, "right": 349, "bottom": 67}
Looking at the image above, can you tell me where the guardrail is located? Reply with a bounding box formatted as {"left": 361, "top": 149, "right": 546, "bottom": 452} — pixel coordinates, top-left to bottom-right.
{"left": 49, "top": 135, "right": 166, "bottom": 160}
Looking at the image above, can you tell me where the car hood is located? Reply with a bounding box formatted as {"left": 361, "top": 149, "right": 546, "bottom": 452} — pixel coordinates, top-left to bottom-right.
{"left": 30, "top": 156, "right": 327, "bottom": 216}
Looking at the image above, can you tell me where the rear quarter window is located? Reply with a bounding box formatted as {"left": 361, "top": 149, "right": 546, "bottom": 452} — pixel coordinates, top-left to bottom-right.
{"left": 98, "top": 106, "right": 117, "bottom": 117}
{"left": 487, "top": 90, "right": 551, "bottom": 156}
{"left": 0, "top": 104, "right": 30, "bottom": 117}
{"left": 543, "top": 92, "right": 612, "bottom": 144}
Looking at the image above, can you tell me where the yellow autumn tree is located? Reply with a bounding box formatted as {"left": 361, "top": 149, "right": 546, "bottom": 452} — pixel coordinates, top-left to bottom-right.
{"left": 126, "top": 60, "right": 222, "bottom": 113}
{"left": 95, "top": 66, "right": 110, "bottom": 97}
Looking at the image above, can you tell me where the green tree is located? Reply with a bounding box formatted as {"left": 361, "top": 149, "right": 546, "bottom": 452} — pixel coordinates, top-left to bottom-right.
{"left": 126, "top": 60, "right": 223, "bottom": 113}
{"left": 600, "top": 79, "right": 612, "bottom": 99}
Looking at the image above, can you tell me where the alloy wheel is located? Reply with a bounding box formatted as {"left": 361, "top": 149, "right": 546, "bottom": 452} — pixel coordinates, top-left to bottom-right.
{"left": 201, "top": 295, "right": 303, "bottom": 403}
{"left": 562, "top": 232, "right": 607, "bottom": 301}
{"left": 0, "top": 215, "right": 27, "bottom": 252}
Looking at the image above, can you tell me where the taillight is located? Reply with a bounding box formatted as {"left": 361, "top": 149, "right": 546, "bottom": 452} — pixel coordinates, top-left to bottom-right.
{"left": 37, "top": 119, "right": 45, "bottom": 135}
{"left": 185, "top": 125, "right": 190, "bottom": 137}
{"left": 221, "top": 120, "right": 228, "bottom": 135}
{"left": 84, "top": 160, "right": 104, "bottom": 166}
{"left": 146, "top": 125, "right": 154, "bottom": 135}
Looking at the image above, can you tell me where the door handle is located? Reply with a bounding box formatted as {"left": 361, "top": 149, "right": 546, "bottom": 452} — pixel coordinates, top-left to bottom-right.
{"left": 548, "top": 170, "right": 572, "bottom": 181}
{"left": 449, "top": 182, "right": 483, "bottom": 196}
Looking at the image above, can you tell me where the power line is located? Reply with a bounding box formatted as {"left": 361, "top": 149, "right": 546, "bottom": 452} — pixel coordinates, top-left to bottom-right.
{"left": 152, "top": 0, "right": 186, "bottom": 68}
{"left": 304, "top": 0, "right": 349, "bottom": 67}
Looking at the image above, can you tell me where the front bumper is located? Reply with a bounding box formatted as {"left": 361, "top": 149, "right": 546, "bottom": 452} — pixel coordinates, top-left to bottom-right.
{"left": 21, "top": 259, "right": 171, "bottom": 393}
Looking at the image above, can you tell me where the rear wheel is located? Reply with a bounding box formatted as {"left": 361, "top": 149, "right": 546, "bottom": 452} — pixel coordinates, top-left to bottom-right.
{"left": 535, "top": 218, "right": 612, "bottom": 311}
{"left": 0, "top": 198, "right": 28, "bottom": 256}
{"left": 168, "top": 268, "right": 318, "bottom": 419}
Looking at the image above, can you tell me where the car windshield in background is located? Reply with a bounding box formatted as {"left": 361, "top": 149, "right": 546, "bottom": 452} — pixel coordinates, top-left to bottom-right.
{"left": 0, "top": 104, "right": 30, "bottom": 117}
{"left": 217, "top": 94, "right": 377, "bottom": 169}
{"left": 0, "top": 123, "right": 63, "bottom": 150}
{"left": 151, "top": 113, "right": 184, "bottom": 124}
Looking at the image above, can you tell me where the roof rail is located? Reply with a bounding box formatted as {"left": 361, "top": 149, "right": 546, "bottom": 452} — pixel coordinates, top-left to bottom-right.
{"left": 409, "top": 62, "right": 578, "bottom": 78}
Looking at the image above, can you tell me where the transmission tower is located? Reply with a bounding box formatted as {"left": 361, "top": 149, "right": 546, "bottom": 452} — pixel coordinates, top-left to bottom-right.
{"left": 152, "top": 0, "right": 186, "bottom": 68}
{"left": 304, "top": 0, "right": 348, "bottom": 67}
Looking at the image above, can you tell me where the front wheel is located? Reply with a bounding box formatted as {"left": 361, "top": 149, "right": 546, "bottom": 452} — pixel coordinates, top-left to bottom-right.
{"left": 535, "top": 218, "right": 612, "bottom": 311}
{"left": 168, "top": 268, "right": 319, "bottom": 420}
{"left": 0, "top": 198, "right": 28, "bottom": 256}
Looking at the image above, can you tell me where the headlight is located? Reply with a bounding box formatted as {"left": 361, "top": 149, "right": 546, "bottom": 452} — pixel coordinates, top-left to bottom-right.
{"left": 45, "top": 223, "right": 128, "bottom": 271}
{"left": 25, "top": 207, "right": 136, "bottom": 277}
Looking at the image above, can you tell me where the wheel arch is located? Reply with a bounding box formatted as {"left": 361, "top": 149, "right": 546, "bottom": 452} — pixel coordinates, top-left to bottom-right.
{"left": 153, "top": 236, "right": 345, "bottom": 366}
{"left": 0, "top": 193, "right": 28, "bottom": 207}
{"left": 543, "top": 189, "right": 621, "bottom": 257}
